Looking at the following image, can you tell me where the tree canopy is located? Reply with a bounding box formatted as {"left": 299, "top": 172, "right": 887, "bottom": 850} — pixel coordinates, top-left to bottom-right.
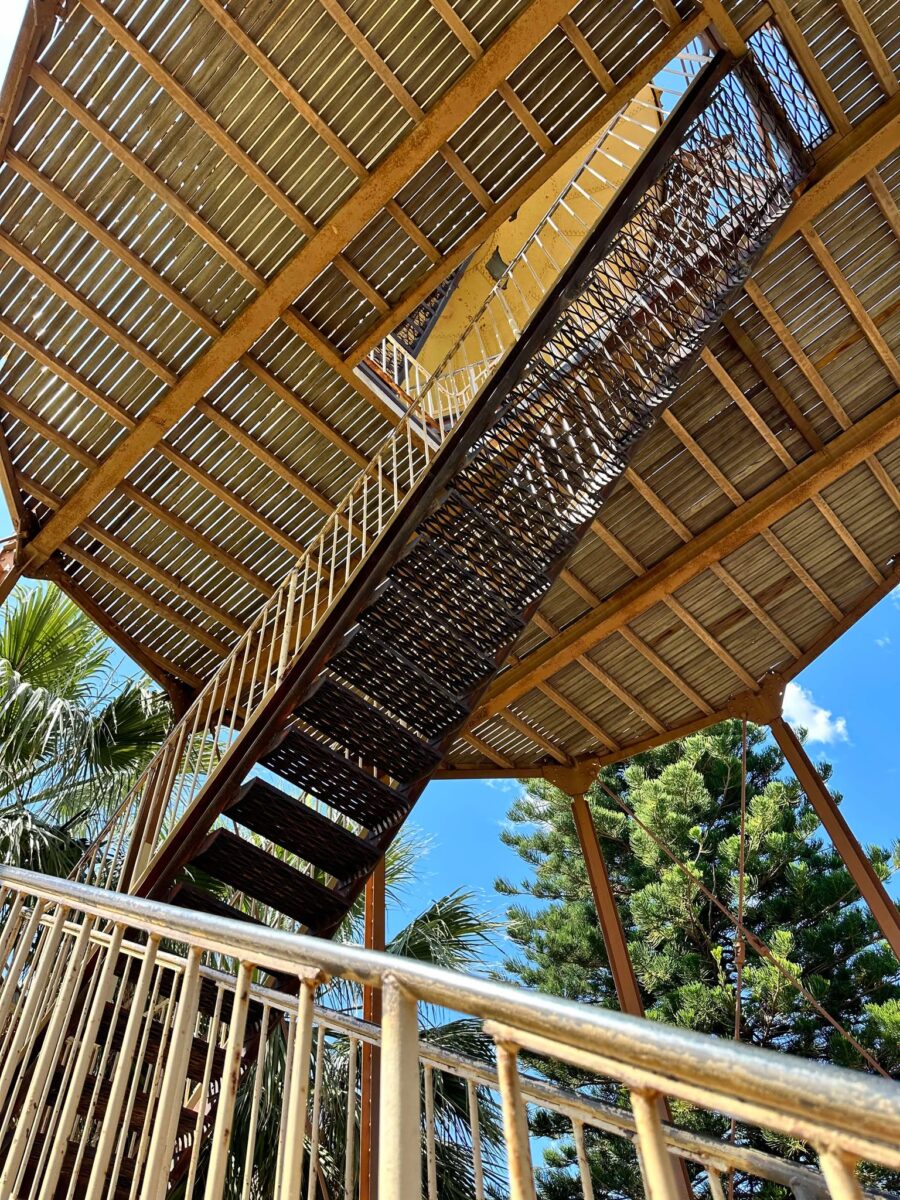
{"left": 497, "top": 720, "right": 900, "bottom": 1196}
{"left": 0, "top": 584, "right": 171, "bottom": 872}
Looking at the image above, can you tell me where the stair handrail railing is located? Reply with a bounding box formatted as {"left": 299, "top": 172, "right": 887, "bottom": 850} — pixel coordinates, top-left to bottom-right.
{"left": 369, "top": 43, "right": 712, "bottom": 418}
{"left": 0, "top": 865, "right": 896, "bottom": 1200}
{"left": 70, "top": 48, "right": 715, "bottom": 899}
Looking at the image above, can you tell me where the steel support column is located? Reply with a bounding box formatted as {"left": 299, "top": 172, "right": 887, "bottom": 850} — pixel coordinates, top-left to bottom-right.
{"left": 361, "top": 857, "right": 386, "bottom": 1200}
{"left": 770, "top": 716, "right": 900, "bottom": 961}
{"left": 570, "top": 794, "right": 693, "bottom": 1200}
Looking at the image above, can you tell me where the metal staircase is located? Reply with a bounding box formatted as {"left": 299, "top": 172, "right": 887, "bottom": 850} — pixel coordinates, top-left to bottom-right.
{"left": 5, "top": 48, "right": 821, "bottom": 1196}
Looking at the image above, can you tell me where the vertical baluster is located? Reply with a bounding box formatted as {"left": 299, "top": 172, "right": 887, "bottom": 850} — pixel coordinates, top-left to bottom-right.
{"left": 204, "top": 960, "right": 253, "bottom": 1200}
{"left": 466, "top": 1079, "right": 484, "bottom": 1200}
{"left": 240, "top": 1002, "right": 270, "bottom": 1200}
{"left": 128, "top": 975, "right": 178, "bottom": 1200}
{"left": 278, "top": 977, "right": 317, "bottom": 1200}
{"left": 818, "top": 1150, "right": 863, "bottom": 1200}
{"left": 630, "top": 1090, "right": 680, "bottom": 1200}
{"left": 110, "top": 966, "right": 166, "bottom": 1197}
{"left": 185, "top": 985, "right": 225, "bottom": 1199}
{"left": 378, "top": 976, "right": 421, "bottom": 1200}
{"left": 572, "top": 1120, "right": 594, "bottom": 1200}
{"left": 144, "top": 946, "right": 202, "bottom": 1200}
{"left": 0, "top": 903, "right": 62, "bottom": 1125}
{"left": 85, "top": 936, "right": 160, "bottom": 1200}
{"left": 424, "top": 1064, "right": 438, "bottom": 1200}
{"left": 273, "top": 1002, "right": 297, "bottom": 1199}
{"left": 306, "top": 1025, "right": 326, "bottom": 1200}
{"left": 345, "top": 1037, "right": 358, "bottom": 1200}
{"left": 39, "top": 923, "right": 126, "bottom": 1200}
{"left": 495, "top": 1042, "right": 536, "bottom": 1200}
{"left": 263, "top": 590, "right": 285, "bottom": 694}
{"left": 707, "top": 1166, "right": 726, "bottom": 1200}
{"left": 1, "top": 914, "right": 95, "bottom": 1193}
{"left": 278, "top": 569, "right": 299, "bottom": 680}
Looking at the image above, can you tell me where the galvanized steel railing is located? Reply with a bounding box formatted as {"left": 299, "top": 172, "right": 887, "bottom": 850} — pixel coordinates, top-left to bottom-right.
{"left": 0, "top": 867, "right": 896, "bottom": 1200}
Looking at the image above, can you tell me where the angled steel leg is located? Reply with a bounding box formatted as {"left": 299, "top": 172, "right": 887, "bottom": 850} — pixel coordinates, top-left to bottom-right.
{"left": 770, "top": 716, "right": 900, "bottom": 961}
{"left": 570, "top": 794, "right": 694, "bottom": 1200}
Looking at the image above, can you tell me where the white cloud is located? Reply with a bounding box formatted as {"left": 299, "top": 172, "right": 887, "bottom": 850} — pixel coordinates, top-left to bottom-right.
{"left": 876, "top": 635, "right": 891, "bottom": 648}
{"left": 783, "top": 681, "right": 848, "bottom": 744}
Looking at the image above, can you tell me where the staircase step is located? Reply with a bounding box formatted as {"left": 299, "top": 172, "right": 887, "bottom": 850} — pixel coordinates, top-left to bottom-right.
{"left": 171, "top": 881, "right": 264, "bottom": 925}
{"left": 97, "top": 1003, "right": 227, "bottom": 1082}
{"left": 26, "top": 1141, "right": 137, "bottom": 1200}
{"left": 189, "top": 828, "right": 349, "bottom": 932}
{"left": 295, "top": 678, "right": 441, "bottom": 785}
{"left": 73, "top": 1072, "right": 198, "bottom": 1137}
{"left": 261, "top": 727, "right": 408, "bottom": 831}
{"left": 327, "top": 625, "right": 470, "bottom": 742}
{"left": 228, "top": 777, "right": 380, "bottom": 881}
{"left": 361, "top": 577, "right": 497, "bottom": 695}
{"left": 395, "top": 534, "right": 525, "bottom": 651}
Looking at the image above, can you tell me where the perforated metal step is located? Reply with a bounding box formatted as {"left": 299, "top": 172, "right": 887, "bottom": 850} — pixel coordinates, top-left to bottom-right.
{"left": 295, "top": 679, "right": 440, "bottom": 785}
{"left": 189, "top": 829, "right": 348, "bottom": 932}
{"left": 327, "top": 625, "right": 470, "bottom": 742}
{"left": 360, "top": 577, "right": 497, "bottom": 695}
{"left": 394, "top": 533, "right": 526, "bottom": 650}
{"left": 228, "top": 777, "right": 380, "bottom": 881}
{"left": 261, "top": 726, "right": 409, "bottom": 830}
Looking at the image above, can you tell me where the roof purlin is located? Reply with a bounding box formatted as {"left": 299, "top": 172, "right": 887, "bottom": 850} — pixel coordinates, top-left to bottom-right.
{"left": 476, "top": 385, "right": 900, "bottom": 722}
{"left": 12, "top": 0, "right": 591, "bottom": 581}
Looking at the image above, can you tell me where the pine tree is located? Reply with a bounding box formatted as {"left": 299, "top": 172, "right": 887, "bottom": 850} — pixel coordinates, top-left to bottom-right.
{"left": 496, "top": 720, "right": 900, "bottom": 1197}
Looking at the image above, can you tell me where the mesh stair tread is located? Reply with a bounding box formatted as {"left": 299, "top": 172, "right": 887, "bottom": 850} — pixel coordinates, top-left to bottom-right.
{"left": 419, "top": 489, "right": 550, "bottom": 606}
{"left": 171, "top": 881, "right": 264, "bottom": 926}
{"left": 189, "top": 828, "right": 349, "bottom": 931}
{"left": 261, "top": 726, "right": 409, "bottom": 830}
{"left": 361, "top": 575, "right": 504, "bottom": 687}
{"left": 96, "top": 1003, "right": 227, "bottom": 1081}
{"left": 327, "top": 626, "right": 470, "bottom": 742}
{"left": 295, "top": 678, "right": 440, "bottom": 785}
{"left": 228, "top": 776, "right": 380, "bottom": 881}
{"left": 25, "top": 1142, "right": 136, "bottom": 1199}
{"left": 395, "top": 534, "right": 525, "bottom": 649}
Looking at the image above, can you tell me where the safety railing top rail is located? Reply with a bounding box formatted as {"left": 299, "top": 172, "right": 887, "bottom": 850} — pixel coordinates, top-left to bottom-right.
{"left": 0, "top": 866, "right": 897, "bottom": 1200}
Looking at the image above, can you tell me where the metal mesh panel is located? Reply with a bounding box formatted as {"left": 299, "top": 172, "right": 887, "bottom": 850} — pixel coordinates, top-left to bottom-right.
{"left": 749, "top": 21, "right": 833, "bottom": 151}
{"left": 453, "top": 56, "right": 815, "bottom": 568}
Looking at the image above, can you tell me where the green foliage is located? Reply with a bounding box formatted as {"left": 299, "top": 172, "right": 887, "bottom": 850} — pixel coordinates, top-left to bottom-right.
{"left": 0, "top": 584, "right": 172, "bottom": 867}
{"left": 497, "top": 720, "right": 899, "bottom": 1196}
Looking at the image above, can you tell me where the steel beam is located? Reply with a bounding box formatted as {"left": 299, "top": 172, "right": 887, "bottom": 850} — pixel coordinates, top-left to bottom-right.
{"left": 770, "top": 717, "right": 900, "bottom": 961}
{"left": 477, "top": 388, "right": 900, "bottom": 720}
{"left": 570, "top": 793, "right": 693, "bottom": 1199}
{"left": 360, "top": 858, "right": 386, "bottom": 1200}
{"left": 17, "top": 0, "right": 591, "bottom": 575}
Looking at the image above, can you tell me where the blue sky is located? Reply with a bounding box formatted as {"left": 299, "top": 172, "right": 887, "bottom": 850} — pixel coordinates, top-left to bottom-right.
{"left": 0, "top": 5, "right": 895, "bottom": 937}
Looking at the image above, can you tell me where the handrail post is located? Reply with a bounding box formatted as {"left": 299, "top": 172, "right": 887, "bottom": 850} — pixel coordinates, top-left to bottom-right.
{"left": 361, "top": 859, "right": 385, "bottom": 1200}
{"left": 144, "top": 945, "right": 202, "bottom": 1200}
{"left": 378, "top": 975, "right": 421, "bottom": 1200}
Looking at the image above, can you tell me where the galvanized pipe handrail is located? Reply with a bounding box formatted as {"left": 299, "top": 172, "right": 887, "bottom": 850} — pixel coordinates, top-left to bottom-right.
{"left": 2, "top": 864, "right": 897, "bottom": 1170}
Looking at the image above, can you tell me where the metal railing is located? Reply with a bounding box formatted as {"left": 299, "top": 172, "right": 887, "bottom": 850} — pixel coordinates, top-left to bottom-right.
{"left": 0, "top": 866, "right": 896, "bottom": 1200}
{"left": 368, "top": 47, "right": 713, "bottom": 417}
{"left": 70, "top": 47, "right": 711, "bottom": 898}
{"left": 72, "top": 39, "right": 817, "bottom": 904}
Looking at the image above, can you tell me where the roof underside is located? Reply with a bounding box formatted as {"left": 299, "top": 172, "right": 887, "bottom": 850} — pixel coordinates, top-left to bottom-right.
{"left": 0, "top": 0, "right": 898, "bottom": 776}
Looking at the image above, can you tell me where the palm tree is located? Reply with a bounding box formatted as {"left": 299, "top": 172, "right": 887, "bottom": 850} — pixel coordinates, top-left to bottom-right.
{"left": 0, "top": 584, "right": 172, "bottom": 871}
